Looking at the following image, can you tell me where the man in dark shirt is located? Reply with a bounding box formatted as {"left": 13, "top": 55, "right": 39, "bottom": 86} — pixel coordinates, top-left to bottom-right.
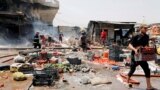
{"left": 80, "top": 32, "right": 87, "bottom": 52}
{"left": 59, "top": 33, "right": 63, "bottom": 43}
{"left": 127, "top": 25, "right": 156, "bottom": 90}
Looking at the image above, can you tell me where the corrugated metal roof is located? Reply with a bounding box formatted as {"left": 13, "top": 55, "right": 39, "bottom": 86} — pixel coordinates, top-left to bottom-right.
{"left": 90, "top": 20, "right": 136, "bottom": 25}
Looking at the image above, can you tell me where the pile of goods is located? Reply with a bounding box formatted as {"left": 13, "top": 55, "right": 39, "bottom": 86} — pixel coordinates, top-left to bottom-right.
{"left": 10, "top": 63, "right": 34, "bottom": 73}
{"left": 13, "top": 72, "right": 27, "bottom": 81}
{"left": 32, "top": 68, "right": 59, "bottom": 86}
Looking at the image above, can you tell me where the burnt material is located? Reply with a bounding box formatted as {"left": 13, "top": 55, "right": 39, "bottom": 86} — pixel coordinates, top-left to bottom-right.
{"left": 0, "top": 0, "right": 59, "bottom": 45}
{"left": 32, "top": 69, "right": 59, "bottom": 86}
{"left": 0, "top": 65, "right": 10, "bottom": 70}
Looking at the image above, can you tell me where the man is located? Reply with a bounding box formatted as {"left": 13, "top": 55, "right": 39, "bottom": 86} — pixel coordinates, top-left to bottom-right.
{"left": 80, "top": 32, "right": 87, "bottom": 52}
{"left": 100, "top": 29, "right": 107, "bottom": 46}
{"left": 48, "top": 36, "right": 52, "bottom": 46}
{"left": 109, "top": 41, "right": 121, "bottom": 61}
{"left": 59, "top": 32, "right": 63, "bottom": 43}
{"left": 33, "top": 32, "right": 41, "bottom": 49}
{"left": 127, "top": 25, "right": 156, "bottom": 90}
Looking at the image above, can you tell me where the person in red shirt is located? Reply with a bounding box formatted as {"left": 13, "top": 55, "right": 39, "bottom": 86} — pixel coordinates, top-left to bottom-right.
{"left": 40, "top": 35, "right": 46, "bottom": 46}
{"left": 100, "top": 29, "right": 107, "bottom": 45}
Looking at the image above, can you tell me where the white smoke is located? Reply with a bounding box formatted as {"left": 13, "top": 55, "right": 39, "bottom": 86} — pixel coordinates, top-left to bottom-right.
{"left": 32, "top": 21, "right": 59, "bottom": 41}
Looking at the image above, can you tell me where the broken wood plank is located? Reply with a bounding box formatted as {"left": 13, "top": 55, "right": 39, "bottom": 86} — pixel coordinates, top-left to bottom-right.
{"left": 1, "top": 58, "right": 14, "bottom": 63}
{"left": 0, "top": 54, "right": 17, "bottom": 59}
{"left": 119, "top": 73, "right": 140, "bottom": 84}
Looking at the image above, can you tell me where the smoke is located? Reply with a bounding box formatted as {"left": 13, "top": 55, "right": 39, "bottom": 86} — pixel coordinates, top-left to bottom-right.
{"left": 32, "top": 21, "right": 59, "bottom": 41}
{"left": 0, "top": 21, "right": 81, "bottom": 48}
{"left": 0, "top": 21, "right": 59, "bottom": 48}
{"left": 58, "top": 26, "right": 81, "bottom": 42}
{"left": 0, "top": 0, "right": 60, "bottom": 48}
{"left": 0, "top": 24, "right": 34, "bottom": 48}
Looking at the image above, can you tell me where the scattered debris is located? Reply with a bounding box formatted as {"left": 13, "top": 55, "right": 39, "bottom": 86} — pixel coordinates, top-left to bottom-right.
{"left": 13, "top": 54, "right": 25, "bottom": 63}
{"left": 90, "top": 77, "right": 112, "bottom": 86}
{"left": 13, "top": 72, "right": 27, "bottom": 81}
{"left": 112, "top": 66, "right": 120, "bottom": 71}
{"left": 116, "top": 73, "right": 140, "bottom": 85}
{"left": 0, "top": 83, "right": 4, "bottom": 88}
{"left": 80, "top": 76, "right": 91, "bottom": 85}
{"left": 32, "top": 68, "right": 59, "bottom": 86}
{"left": 0, "top": 65, "right": 10, "bottom": 71}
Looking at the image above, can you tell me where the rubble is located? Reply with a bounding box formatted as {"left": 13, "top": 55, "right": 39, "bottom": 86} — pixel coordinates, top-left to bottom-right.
{"left": 13, "top": 72, "right": 27, "bottom": 81}
{"left": 13, "top": 54, "right": 25, "bottom": 63}
{"left": 0, "top": 83, "right": 4, "bottom": 88}
{"left": 80, "top": 76, "right": 91, "bottom": 85}
{"left": 0, "top": 35, "right": 160, "bottom": 90}
{"left": 90, "top": 77, "right": 112, "bottom": 86}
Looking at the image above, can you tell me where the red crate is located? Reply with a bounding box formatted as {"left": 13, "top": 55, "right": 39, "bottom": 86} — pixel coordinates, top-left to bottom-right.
{"left": 135, "top": 47, "right": 156, "bottom": 61}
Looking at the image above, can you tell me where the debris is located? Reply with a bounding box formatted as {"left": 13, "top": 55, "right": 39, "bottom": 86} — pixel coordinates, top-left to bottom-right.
{"left": 90, "top": 68, "right": 96, "bottom": 73}
{"left": 81, "top": 67, "right": 90, "bottom": 73}
{"left": 112, "top": 66, "right": 120, "bottom": 71}
{"left": 18, "top": 63, "right": 34, "bottom": 74}
{"left": 0, "top": 83, "right": 4, "bottom": 88}
{"left": 50, "top": 56, "right": 58, "bottom": 64}
{"left": 13, "top": 54, "right": 25, "bottom": 63}
{"left": 116, "top": 73, "right": 140, "bottom": 84}
{"left": 69, "top": 69, "right": 74, "bottom": 73}
{"left": 90, "top": 77, "right": 112, "bottom": 86}
{"left": 123, "top": 83, "right": 133, "bottom": 88}
{"left": 2, "top": 58, "right": 14, "bottom": 63}
{"left": 61, "top": 60, "right": 70, "bottom": 65}
{"left": 28, "top": 52, "right": 39, "bottom": 58}
{"left": 32, "top": 69, "right": 59, "bottom": 86}
{"left": 67, "top": 57, "right": 81, "bottom": 65}
{"left": 0, "top": 65, "right": 10, "bottom": 71}
{"left": 80, "top": 76, "right": 91, "bottom": 85}
{"left": 62, "top": 79, "right": 68, "bottom": 83}
{"left": 10, "top": 63, "right": 23, "bottom": 72}
{"left": 116, "top": 75, "right": 134, "bottom": 88}
{"left": 13, "top": 72, "right": 27, "bottom": 81}
{"left": 2, "top": 74, "right": 8, "bottom": 79}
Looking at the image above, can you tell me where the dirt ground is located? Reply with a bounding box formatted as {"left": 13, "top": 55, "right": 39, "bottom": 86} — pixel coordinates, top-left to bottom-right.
{"left": 1, "top": 50, "right": 160, "bottom": 90}
{"left": 0, "top": 50, "right": 18, "bottom": 57}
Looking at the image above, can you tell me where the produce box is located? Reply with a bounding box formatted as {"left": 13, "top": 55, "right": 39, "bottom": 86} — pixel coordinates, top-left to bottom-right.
{"left": 10, "top": 63, "right": 23, "bottom": 72}
{"left": 32, "top": 68, "right": 59, "bottom": 86}
{"left": 135, "top": 47, "right": 156, "bottom": 61}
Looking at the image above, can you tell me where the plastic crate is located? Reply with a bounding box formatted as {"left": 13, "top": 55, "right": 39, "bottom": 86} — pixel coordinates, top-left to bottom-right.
{"left": 67, "top": 57, "right": 81, "bottom": 65}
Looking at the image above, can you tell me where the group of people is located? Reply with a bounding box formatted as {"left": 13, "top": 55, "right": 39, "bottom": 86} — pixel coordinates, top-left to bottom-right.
{"left": 33, "top": 31, "right": 90, "bottom": 52}
{"left": 33, "top": 32, "right": 54, "bottom": 49}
